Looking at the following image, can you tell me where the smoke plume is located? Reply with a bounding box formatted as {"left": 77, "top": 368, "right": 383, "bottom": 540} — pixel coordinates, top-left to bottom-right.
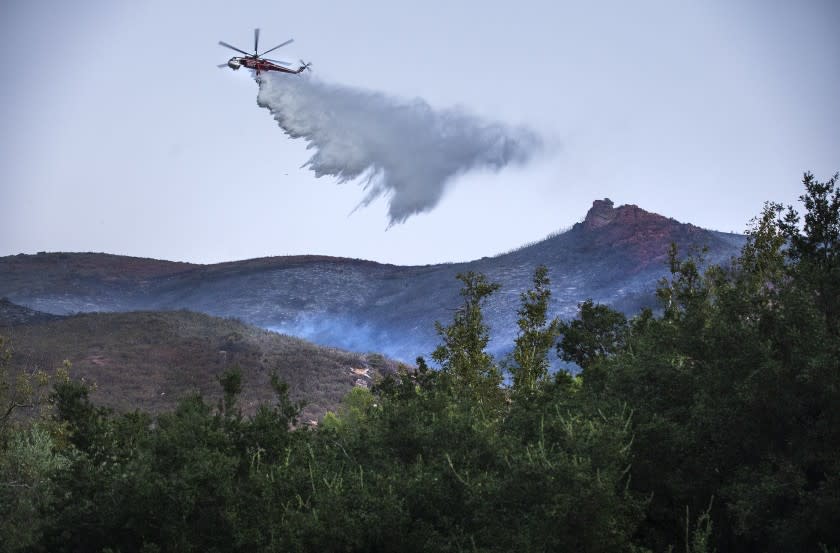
{"left": 256, "top": 74, "right": 540, "bottom": 225}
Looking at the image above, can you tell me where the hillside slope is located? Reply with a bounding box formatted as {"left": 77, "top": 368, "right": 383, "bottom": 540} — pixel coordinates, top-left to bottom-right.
{"left": 0, "top": 200, "right": 744, "bottom": 360}
{"left": 2, "top": 310, "right": 395, "bottom": 421}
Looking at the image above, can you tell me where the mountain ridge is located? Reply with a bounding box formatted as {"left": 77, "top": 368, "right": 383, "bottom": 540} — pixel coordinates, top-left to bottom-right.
{"left": 0, "top": 200, "right": 745, "bottom": 360}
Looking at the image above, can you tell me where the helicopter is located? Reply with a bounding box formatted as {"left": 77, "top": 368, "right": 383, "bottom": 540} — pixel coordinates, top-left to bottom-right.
{"left": 218, "top": 28, "right": 311, "bottom": 75}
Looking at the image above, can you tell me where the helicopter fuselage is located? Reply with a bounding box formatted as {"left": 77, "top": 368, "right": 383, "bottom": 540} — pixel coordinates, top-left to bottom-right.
{"left": 227, "top": 56, "right": 302, "bottom": 75}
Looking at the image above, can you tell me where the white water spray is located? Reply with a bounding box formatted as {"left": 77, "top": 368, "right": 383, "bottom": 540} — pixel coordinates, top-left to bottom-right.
{"left": 257, "top": 74, "right": 540, "bottom": 225}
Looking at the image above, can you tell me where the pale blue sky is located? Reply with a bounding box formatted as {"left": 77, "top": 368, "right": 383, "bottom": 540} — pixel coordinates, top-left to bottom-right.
{"left": 1, "top": 0, "right": 838, "bottom": 264}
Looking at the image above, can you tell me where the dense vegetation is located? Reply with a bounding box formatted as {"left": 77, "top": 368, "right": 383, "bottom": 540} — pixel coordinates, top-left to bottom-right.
{"left": 1, "top": 172, "right": 838, "bottom": 552}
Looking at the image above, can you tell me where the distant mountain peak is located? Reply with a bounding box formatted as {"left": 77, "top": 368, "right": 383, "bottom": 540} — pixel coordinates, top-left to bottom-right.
{"left": 582, "top": 198, "right": 671, "bottom": 231}
{"left": 572, "top": 198, "right": 717, "bottom": 273}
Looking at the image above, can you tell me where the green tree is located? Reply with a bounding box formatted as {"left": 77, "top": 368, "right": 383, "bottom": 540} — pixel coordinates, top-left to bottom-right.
{"left": 321, "top": 385, "right": 375, "bottom": 432}
{"left": 0, "top": 336, "right": 54, "bottom": 439}
{"left": 557, "top": 299, "right": 628, "bottom": 372}
{"left": 431, "top": 271, "right": 502, "bottom": 407}
{"left": 217, "top": 365, "right": 243, "bottom": 419}
{"left": 0, "top": 423, "right": 70, "bottom": 552}
{"left": 779, "top": 171, "right": 840, "bottom": 335}
{"left": 0, "top": 338, "right": 69, "bottom": 552}
{"left": 509, "top": 265, "right": 560, "bottom": 392}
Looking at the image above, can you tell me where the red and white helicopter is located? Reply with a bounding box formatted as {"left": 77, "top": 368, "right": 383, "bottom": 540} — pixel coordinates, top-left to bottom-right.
{"left": 218, "top": 28, "right": 311, "bottom": 75}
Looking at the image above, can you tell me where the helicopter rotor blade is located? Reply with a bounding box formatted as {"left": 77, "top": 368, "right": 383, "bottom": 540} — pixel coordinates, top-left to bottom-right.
{"left": 217, "top": 63, "right": 229, "bottom": 68}
{"left": 254, "top": 28, "right": 260, "bottom": 55}
{"left": 264, "top": 58, "right": 292, "bottom": 66}
{"left": 219, "top": 41, "right": 250, "bottom": 56}
{"left": 259, "top": 38, "right": 294, "bottom": 57}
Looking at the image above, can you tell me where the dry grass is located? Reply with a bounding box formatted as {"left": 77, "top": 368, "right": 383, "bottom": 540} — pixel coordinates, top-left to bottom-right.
{"left": 2, "top": 310, "right": 399, "bottom": 421}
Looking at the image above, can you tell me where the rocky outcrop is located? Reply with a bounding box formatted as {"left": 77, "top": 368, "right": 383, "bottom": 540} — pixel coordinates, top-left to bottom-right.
{"left": 576, "top": 198, "right": 709, "bottom": 268}
{"left": 582, "top": 198, "right": 674, "bottom": 233}
{"left": 582, "top": 198, "right": 617, "bottom": 230}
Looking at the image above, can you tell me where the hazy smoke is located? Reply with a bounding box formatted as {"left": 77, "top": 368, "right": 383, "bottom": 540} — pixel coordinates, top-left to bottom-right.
{"left": 256, "top": 74, "right": 540, "bottom": 225}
